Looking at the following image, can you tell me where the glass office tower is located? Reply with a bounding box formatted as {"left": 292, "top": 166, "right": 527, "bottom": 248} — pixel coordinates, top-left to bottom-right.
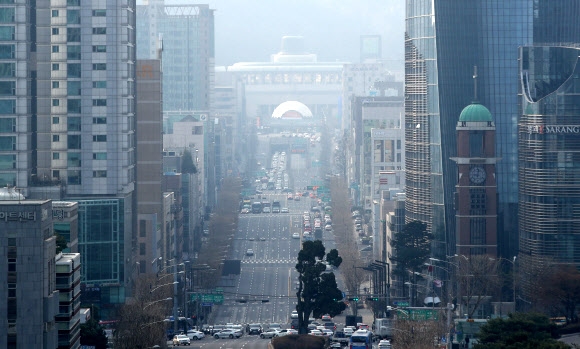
{"left": 136, "top": 1, "right": 214, "bottom": 112}
{"left": 518, "top": 45, "right": 580, "bottom": 296}
{"left": 405, "top": 0, "right": 532, "bottom": 258}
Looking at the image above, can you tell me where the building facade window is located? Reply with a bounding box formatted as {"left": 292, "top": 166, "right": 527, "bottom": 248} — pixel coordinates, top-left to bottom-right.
{"left": 92, "top": 27, "right": 106, "bottom": 35}
{"left": 92, "top": 45, "right": 106, "bottom": 53}
{"left": 93, "top": 170, "right": 107, "bottom": 178}
{"left": 92, "top": 135, "right": 106, "bottom": 142}
{"left": 92, "top": 99, "right": 106, "bottom": 106}
{"left": 92, "top": 81, "right": 106, "bottom": 88}
{"left": 93, "top": 152, "right": 107, "bottom": 160}
{"left": 92, "top": 63, "right": 106, "bottom": 71}
{"left": 67, "top": 99, "right": 81, "bottom": 113}
{"left": 67, "top": 135, "right": 81, "bottom": 149}
{"left": 92, "top": 9, "right": 106, "bottom": 16}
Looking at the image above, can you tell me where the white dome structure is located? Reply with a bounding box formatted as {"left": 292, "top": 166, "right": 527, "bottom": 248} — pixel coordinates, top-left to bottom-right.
{"left": 271, "top": 101, "right": 313, "bottom": 119}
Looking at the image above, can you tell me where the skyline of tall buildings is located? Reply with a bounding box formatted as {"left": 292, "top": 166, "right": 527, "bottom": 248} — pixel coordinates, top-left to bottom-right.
{"left": 404, "top": 1, "right": 580, "bottom": 271}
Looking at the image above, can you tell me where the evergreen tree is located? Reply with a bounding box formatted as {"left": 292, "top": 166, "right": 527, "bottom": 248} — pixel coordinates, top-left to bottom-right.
{"left": 295, "top": 240, "right": 346, "bottom": 334}
{"left": 80, "top": 319, "right": 109, "bottom": 349}
{"left": 181, "top": 148, "right": 197, "bottom": 174}
{"left": 474, "top": 312, "right": 568, "bottom": 349}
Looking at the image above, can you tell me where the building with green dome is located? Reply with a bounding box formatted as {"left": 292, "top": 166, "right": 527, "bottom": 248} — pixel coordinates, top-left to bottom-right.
{"left": 453, "top": 100, "right": 498, "bottom": 257}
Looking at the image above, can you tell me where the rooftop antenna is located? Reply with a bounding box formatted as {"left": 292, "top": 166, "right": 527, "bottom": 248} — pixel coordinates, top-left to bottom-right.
{"left": 473, "top": 65, "right": 478, "bottom": 102}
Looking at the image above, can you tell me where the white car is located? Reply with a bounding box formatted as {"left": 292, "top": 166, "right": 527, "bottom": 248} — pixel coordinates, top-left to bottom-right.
{"left": 278, "top": 329, "right": 298, "bottom": 336}
{"left": 309, "top": 329, "right": 323, "bottom": 336}
{"left": 321, "top": 329, "right": 334, "bottom": 337}
{"left": 291, "top": 310, "right": 299, "bottom": 319}
{"left": 281, "top": 207, "right": 289, "bottom": 213}
{"left": 260, "top": 329, "right": 281, "bottom": 339}
{"left": 173, "top": 334, "right": 191, "bottom": 345}
{"left": 342, "top": 327, "right": 354, "bottom": 337}
{"left": 378, "top": 339, "right": 392, "bottom": 349}
{"left": 292, "top": 232, "right": 300, "bottom": 239}
{"left": 246, "top": 249, "right": 254, "bottom": 256}
{"left": 214, "top": 329, "right": 242, "bottom": 339}
{"left": 186, "top": 330, "right": 205, "bottom": 340}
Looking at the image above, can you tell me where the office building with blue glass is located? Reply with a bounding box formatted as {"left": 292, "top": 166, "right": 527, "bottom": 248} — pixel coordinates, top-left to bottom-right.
{"left": 404, "top": 0, "right": 579, "bottom": 261}
{"left": 518, "top": 45, "right": 580, "bottom": 296}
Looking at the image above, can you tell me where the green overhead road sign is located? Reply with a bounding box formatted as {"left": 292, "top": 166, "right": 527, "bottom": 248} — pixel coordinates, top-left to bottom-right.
{"left": 408, "top": 308, "right": 439, "bottom": 321}
{"left": 190, "top": 293, "right": 224, "bottom": 305}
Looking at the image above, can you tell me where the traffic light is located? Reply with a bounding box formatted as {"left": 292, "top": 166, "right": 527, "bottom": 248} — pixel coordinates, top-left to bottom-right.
{"left": 261, "top": 299, "right": 269, "bottom": 303}
{"left": 348, "top": 297, "right": 359, "bottom": 302}
{"left": 367, "top": 296, "right": 379, "bottom": 301}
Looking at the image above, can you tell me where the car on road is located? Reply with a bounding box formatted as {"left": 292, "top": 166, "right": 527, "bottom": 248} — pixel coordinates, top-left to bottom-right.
{"left": 248, "top": 323, "right": 263, "bottom": 335}
{"left": 292, "top": 232, "right": 300, "bottom": 239}
{"left": 309, "top": 329, "right": 323, "bottom": 336}
{"left": 214, "top": 329, "right": 243, "bottom": 339}
{"left": 324, "top": 322, "right": 337, "bottom": 331}
{"left": 277, "top": 329, "right": 298, "bottom": 337}
{"left": 281, "top": 207, "right": 289, "bottom": 213}
{"left": 378, "top": 339, "right": 392, "bottom": 349}
{"left": 173, "top": 334, "right": 191, "bottom": 345}
{"left": 186, "top": 330, "right": 205, "bottom": 340}
{"left": 321, "top": 314, "right": 332, "bottom": 321}
{"left": 321, "top": 329, "right": 334, "bottom": 337}
{"left": 246, "top": 248, "right": 254, "bottom": 256}
{"left": 291, "top": 310, "right": 299, "bottom": 319}
{"left": 325, "top": 224, "right": 332, "bottom": 231}
{"left": 342, "top": 327, "right": 354, "bottom": 337}
{"left": 263, "top": 206, "right": 271, "bottom": 213}
{"left": 260, "top": 329, "right": 281, "bottom": 339}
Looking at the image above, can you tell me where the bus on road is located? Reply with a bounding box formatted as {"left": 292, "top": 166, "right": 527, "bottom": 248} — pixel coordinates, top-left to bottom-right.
{"left": 251, "top": 202, "right": 262, "bottom": 213}
{"left": 350, "top": 329, "right": 373, "bottom": 349}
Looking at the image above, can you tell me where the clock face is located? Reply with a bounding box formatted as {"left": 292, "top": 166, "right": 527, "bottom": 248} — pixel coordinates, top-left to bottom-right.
{"left": 469, "top": 166, "right": 486, "bottom": 184}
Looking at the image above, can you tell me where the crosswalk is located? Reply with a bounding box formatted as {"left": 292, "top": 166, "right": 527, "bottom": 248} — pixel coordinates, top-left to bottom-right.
{"left": 242, "top": 259, "right": 297, "bottom": 264}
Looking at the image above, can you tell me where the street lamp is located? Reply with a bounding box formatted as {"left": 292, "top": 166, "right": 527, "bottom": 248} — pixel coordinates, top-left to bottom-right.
{"left": 143, "top": 297, "right": 172, "bottom": 310}
{"left": 150, "top": 281, "right": 178, "bottom": 294}
{"left": 489, "top": 256, "right": 517, "bottom": 312}
{"left": 157, "top": 270, "right": 184, "bottom": 283}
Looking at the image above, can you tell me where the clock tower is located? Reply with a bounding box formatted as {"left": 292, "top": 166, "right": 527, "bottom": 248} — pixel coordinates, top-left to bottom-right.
{"left": 452, "top": 101, "right": 498, "bottom": 257}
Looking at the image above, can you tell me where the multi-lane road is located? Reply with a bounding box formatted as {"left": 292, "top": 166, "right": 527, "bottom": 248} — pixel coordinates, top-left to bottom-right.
{"left": 169, "top": 134, "right": 340, "bottom": 348}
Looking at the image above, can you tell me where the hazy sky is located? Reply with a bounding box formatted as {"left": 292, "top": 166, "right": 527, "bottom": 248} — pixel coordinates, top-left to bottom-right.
{"left": 156, "top": 0, "right": 405, "bottom": 68}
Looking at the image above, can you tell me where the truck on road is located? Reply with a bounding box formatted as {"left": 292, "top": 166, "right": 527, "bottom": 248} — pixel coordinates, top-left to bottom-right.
{"left": 373, "top": 318, "right": 393, "bottom": 340}
{"left": 272, "top": 200, "right": 281, "bottom": 213}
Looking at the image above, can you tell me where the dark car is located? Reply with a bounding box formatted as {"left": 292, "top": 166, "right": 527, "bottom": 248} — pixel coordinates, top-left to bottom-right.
{"left": 290, "top": 319, "right": 299, "bottom": 329}
{"left": 324, "top": 322, "right": 337, "bottom": 331}
{"left": 248, "top": 323, "right": 263, "bottom": 335}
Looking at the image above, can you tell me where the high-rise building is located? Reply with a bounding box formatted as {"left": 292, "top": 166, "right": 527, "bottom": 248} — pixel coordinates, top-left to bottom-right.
{"left": 518, "top": 45, "right": 580, "bottom": 296}
{"left": 404, "top": 1, "right": 580, "bottom": 259}
{"left": 136, "top": 1, "right": 214, "bottom": 112}
{"left": 0, "top": 0, "right": 138, "bottom": 317}
{"left": 0, "top": 197, "right": 59, "bottom": 349}
{"left": 136, "top": 58, "right": 164, "bottom": 276}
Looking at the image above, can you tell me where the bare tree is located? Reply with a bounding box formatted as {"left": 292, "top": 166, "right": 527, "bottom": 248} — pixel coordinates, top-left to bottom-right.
{"left": 539, "top": 265, "right": 580, "bottom": 322}
{"left": 113, "top": 274, "right": 174, "bottom": 348}
{"left": 454, "top": 255, "right": 500, "bottom": 318}
{"left": 393, "top": 318, "right": 445, "bottom": 349}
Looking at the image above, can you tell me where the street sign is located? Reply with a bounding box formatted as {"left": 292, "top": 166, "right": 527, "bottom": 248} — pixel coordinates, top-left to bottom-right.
{"left": 393, "top": 301, "right": 409, "bottom": 307}
{"left": 408, "top": 308, "right": 439, "bottom": 320}
{"left": 191, "top": 293, "right": 224, "bottom": 304}
{"left": 202, "top": 302, "right": 213, "bottom": 307}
